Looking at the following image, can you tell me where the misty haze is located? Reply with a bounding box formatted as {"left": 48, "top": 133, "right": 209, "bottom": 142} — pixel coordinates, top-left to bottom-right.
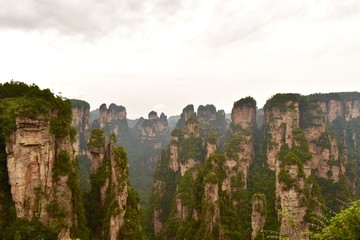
{"left": 0, "top": 0, "right": 360, "bottom": 239}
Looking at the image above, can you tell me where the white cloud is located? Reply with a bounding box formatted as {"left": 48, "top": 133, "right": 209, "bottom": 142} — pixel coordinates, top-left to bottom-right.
{"left": 0, "top": 0, "right": 360, "bottom": 118}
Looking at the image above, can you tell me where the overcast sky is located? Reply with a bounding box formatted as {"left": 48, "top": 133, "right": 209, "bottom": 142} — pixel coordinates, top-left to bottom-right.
{"left": 0, "top": 0, "right": 359, "bottom": 118}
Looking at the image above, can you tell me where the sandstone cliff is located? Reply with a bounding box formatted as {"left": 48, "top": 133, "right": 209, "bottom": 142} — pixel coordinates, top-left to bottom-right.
{"left": 86, "top": 130, "right": 144, "bottom": 239}
{"left": 251, "top": 194, "right": 266, "bottom": 240}
{"left": 262, "top": 93, "right": 360, "bottom": 239}
{"left": 0, "top": 82, "right": 88, "bottom": 239}
{"left": 71, "top": 99, "right": 90, "bottom": 156}
{"left": 264, "top": 95, "right": 314, "bottom": 239}
{"left": 148, "top": 103, "right": 239, "bottom": 239}
{"left": 93, "top": 103, "right": 130, "bottom": 149}
{"left": 99, "top": 103, "right": 127, "bottom": 129}
{"left": 71, "top": 99, "right": 92, "bottom": 191}
{"left": 6, "top": 118, "right": 79, "bottom": 239}
{"left": 140, "top": 111, "right": 170, "bottom": 169}
{"left": 223, "top": 97, "right": 256, "bottom": 193}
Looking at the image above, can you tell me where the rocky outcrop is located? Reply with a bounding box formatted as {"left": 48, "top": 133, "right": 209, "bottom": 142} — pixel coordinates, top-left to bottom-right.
{"left": 277, "top": 163, "right": 309, "bottom": 240}
{"left": 169, "top": 135, "right": 180, "bottom": 172}
{"left": 71, "top": 99, "right": 90, "bottom": 156}
{"left": 265, "top": 100, "right": 300, "bottom": 170}
{"left": 184, "top": 116, "right": 199, "bottom": 139}
{"left": 88, "top": 129, "right": 106, "bottom": 173}
{"left": 148, "top": 102, "right": 243, "bottom": 238}
{"left": 232, "top": 101, "right": 256, "bottom": 129}
{"left": 146, "top": 93, "right": 360, "bottom": 239}
{"left": 319, "top": 99, "right": 343, "bottom": 123}
{"left": 6, "top": 118, "right": 77, "bottom": 239}
{"left": 252, "top": 194, "right": 266, "bottom": 240}
{"left": 309, "top": 93, "right": 360, "bottom": 123}
{"left": 87, "top": 130, "right": 131, "bottom": 239}
{"left": 99, "top": 103, "right": 127, "bottom": 129}
{"left": 176, "top": 104, "right": 196, "bottom": 130}
{"left": 206, "top": 142, "right": 217, "bottom": 159}
{"left": 223, "top": 97, "right": 256, "bottom": 192}
{"left": 304, "top": 102, "right": 343, "bottom": 181}
{"left": 204, "top": 182, "right": 220, "bottom": 238}
{"left": 345, "top": 99, "right": 360, "bottom": 121}
{"left": 264, "top": 95, "right": 311, "bottom": 239}
{"left": 197, "top": 105, "right": 217, "bottom": 122}
{"left": 153, "top": 209, "right": 163, "bottom": 236}
{"left": 108, "top": 138, "right": 128, "bottom": 240}
{"left": 140, "top": 111, "right": 170, "bottom": 169}
{"left": 175, "top": 193, "right": 189, "bottom": 221}
{"left": 181, "top": 105, "right": 196, "bottom": 122}
{"left": 197, "top": 105, "right": 228, "bottom": 147}
{"left": 95, "top": 103, "right": 130, "bottom": 150}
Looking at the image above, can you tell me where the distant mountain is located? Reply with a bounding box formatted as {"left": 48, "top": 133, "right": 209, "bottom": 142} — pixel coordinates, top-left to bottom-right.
{"left": 89, "top": 108, "right": 99, "bottom": 123}
{"left": 168, "top": 115, "right": 180, "bottom": 131}
{"left": 128, "top": 118, "right": 139, "bottom": 128}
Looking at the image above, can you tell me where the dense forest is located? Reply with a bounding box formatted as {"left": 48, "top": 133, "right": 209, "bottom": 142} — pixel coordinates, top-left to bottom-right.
{"left": 0, "top": 81, "right": 359, "bottom": 239}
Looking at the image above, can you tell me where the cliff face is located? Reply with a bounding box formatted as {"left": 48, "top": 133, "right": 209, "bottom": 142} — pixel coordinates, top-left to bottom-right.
{"left": 264, "top": 96, "right": 315, "bottom": 239}
{"left": 107, "top": 139, "right": 128, "bottom": 240}
{"left": 6, "top": 118, "right": 55, "bottom": 219}
{"left": 252, "top": 194, "right": 266, "bottom": 240}
{"left": 140, "top": 112, "right": 170, "bottom": 169}
{"left": 71, "top": 99, "right": 92, "bottom": 191}
{"left": 95, "top": 103, "right": 130, "bottom": 150}
{"left": 6, "top": 118, "right": 77, "bottom": 239}
{"left": 303, "top": 101, "right": 343, "bottom": 182}
{"left": 99, "top": 103, "right": 127, "bottom": 129}
{"left": 147, "top": 105, "right": 212, "bottom": 238}
{"left": 71, "top": 100, "right": 90, "bottom": 156}
{"left": 265, "top": 100, "right": 300, "bottom": 171}
{"left": 92, "top": 103, "right": 171, "bottom": 224}
{"left": 307, "top": 94, "right": 360, "bottom": 199}
{"left": 87, "top": 130, "right": 144, "bottom": 239}
{"left": 223, "top": 98, "right": 256, "bottom": 193}
{"left": 148, "top": 101, "right": 253, "bottom": 239}
{"left": 262, "top": 93, "right": 360, "bottom": 238}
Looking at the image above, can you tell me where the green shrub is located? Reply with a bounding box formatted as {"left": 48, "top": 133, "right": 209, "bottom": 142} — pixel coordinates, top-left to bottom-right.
{"left": 53, "top": 150, "right": 71, "bottom": 180}
{"left": 311, "top": 200, "right": 360, "bottom": 240}
{"left": 233, "top": 96, "right": 257, "bottom": 109}
{"left": 88, "top": 129, "right": 106, "bottom": 149}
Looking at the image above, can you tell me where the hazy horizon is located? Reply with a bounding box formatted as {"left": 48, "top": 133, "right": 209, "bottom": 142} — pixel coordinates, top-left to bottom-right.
{"left": 1, "top": 0, "right": 359, "bottom": 118}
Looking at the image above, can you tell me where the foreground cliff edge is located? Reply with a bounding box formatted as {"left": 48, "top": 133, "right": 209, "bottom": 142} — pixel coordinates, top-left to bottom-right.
{"left": 0, "top": 81, "right": 144, "bottom": 240}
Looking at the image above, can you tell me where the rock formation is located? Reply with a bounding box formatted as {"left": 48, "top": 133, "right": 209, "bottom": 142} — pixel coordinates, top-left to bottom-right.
{"left": 71, "top": 99, "right": 92, "bottom": 191}
{"left": 140, "top": 111, "right": 170, "bottom": 169}
{"left": 264, "top": 97, "right": 300, "bottom": 171}
{"left": 252, "top": 194, "right": 266, "bottom": 240}
{"left": 262, "top": 93, "right": 360, "bottom": 239}
{"left": 99, "top": 103, "right": 127, "bottom": 129}
{"left": 148, "top": 102, "right": 249, "bottom": 239}
{"left": 71, "top": 99, "right": 90, "bottom": 156}
{"left": 223, "top": 97, "right": 256, "bottom": 193}
{"left": 93, "top": 103, "right": 130, "bottom": 149}
{"left": 6, "top": 118, "right": 77, "bottom": 239}
{"left": 86, "top": 130, "right": 144, "bottom": 239}
{"left": 0, "top": 82, "right": 88, "bottom": 239}
{"left": 264, "top": 95, "right": 315, "bottom": 239}
{"left": 3, "top": 81, "right": 360, "bottom": 240}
